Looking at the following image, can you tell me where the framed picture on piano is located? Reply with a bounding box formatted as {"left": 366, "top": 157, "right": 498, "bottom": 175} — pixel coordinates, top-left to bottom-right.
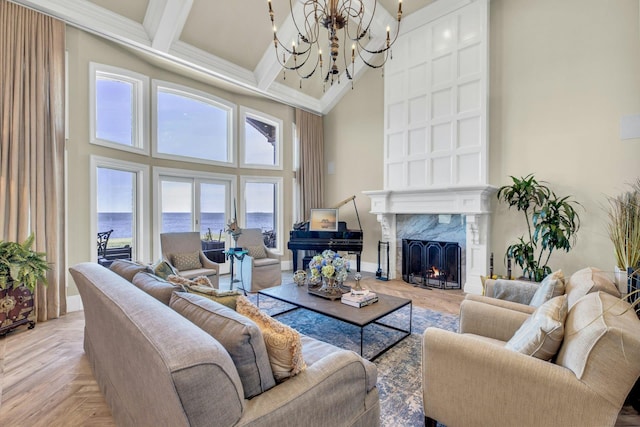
{"left": 309, "top": 209, "right": 338, "bottom": 232}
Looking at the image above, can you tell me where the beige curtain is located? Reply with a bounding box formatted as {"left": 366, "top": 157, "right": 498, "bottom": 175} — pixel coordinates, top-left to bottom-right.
{"left": 0, "top": 1, "right": 66, "bottom": 321}
{"left": 295, "top": 108, "right": 324, "bottom": 221}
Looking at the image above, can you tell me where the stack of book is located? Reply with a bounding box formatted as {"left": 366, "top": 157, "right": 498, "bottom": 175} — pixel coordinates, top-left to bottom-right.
{"left": 341, "top": 290, "right": 378, "bottom": 308}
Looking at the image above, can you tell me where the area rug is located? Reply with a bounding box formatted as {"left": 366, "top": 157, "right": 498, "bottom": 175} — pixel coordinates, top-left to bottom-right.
{"left": 251, "top": 296, "right": 459, "bottom": 427}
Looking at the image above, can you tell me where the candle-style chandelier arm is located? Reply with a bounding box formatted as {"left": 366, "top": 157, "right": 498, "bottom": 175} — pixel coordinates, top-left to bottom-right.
{"left": 266, "top": 0, "right": 402, "bottom": 87}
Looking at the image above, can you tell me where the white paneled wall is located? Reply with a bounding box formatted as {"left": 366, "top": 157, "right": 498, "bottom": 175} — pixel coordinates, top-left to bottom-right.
{"left": 384, "top": 0, "right": 488, "bottom": 190}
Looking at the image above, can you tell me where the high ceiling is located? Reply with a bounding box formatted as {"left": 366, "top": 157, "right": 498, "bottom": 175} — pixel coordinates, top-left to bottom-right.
{"left": 13, "top": 0, "right": 436, "bottom": 114}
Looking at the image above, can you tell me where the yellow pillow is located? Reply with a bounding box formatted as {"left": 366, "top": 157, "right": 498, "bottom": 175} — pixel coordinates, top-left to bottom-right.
{"left": 236, "top": 296, "right": 306, "bottom": 382}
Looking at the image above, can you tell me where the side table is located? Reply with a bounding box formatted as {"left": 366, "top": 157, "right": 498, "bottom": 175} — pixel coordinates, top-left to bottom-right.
{"left": 225, "top": 249, "right": 248, "bottom": 295}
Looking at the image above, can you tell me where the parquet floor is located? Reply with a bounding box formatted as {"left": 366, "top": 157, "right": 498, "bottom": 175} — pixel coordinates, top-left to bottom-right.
{"left": 0, "top": 273, "right": 638, "bottom": 426}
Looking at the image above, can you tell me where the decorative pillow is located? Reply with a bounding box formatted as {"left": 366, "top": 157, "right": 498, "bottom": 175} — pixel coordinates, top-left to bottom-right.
{"left": 149, "top": 258, "right": 177, "bottom": 279}
{"left": 565, "top": 267, "right": 621, "bottom": 308}
{"left": 169, "top": 292, "right": 276, "bottom": 398}
{"left": 132, "top": 271, "right": 183, "bottom": 305}
{"left": 246, "top": 245, "right": 267, "bottom": 259}
{"left": 167, "top": 275, "right": 241, "bottom": 309}
{"left": 493, "top": 279, "right": 540, "bottom": 305}
{"left": 236, "top": 295, "right": 306, "bottom": 382}
{"left": 172, "top": 251, "right": 202, "bottom": 271}
{"left": 529, "top": 270, "right": 566, "bottom": 308}
{"left": 109, "top": 259, "right": 147, "bottom": 282}
{"left": 505, "top": 295, "right": 568, "bottom": 360}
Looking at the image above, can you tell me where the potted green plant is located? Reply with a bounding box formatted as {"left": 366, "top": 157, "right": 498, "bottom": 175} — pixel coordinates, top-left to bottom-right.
{"left": 606, "top": 179, "right": 640, "bottom": 293}
{"left": 497, "top": 174, "right": 581, "bottom": 282}
{"left": 0, "top": 234, "right": 49, "bottom": 335}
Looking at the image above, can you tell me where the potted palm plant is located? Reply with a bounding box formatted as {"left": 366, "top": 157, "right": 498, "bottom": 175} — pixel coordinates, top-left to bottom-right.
{"left": 606, "top": 180, "right": 640, "bottom": 295}
{"left": 0, "top": 234, "right": 49, "bottom": 335}
{"left": 497, "top": 174, "right": 581, "bottom": 282}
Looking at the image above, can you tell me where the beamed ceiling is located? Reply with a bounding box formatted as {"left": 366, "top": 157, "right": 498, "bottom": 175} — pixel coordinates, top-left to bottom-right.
{"left": 12, "top": 0, "right": 438, "bottom": 114}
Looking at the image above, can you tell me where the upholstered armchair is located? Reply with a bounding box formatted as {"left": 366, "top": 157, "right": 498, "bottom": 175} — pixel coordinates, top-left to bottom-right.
{"left": 160, "top": 232, "right": 220, "bottom": 288}
{"left": 422, "top": 290, "right": 640, "bottom": 427}
{"left": 235, "top": 228, "right": 281, "bottom": 292}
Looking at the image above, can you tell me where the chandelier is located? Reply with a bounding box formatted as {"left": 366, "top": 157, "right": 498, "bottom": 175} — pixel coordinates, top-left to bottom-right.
{"left": 267, "top": 0, "right": 403, "bottom": 90}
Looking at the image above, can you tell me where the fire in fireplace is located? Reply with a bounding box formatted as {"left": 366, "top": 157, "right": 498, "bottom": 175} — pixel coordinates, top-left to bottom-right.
{"left": 402, "top": 239, "right": 461, "bottom": 289}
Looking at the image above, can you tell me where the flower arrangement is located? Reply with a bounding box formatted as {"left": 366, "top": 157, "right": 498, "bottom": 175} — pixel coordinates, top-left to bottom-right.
{"left": 308, "top": 250, "right": 350, "bottom": 283}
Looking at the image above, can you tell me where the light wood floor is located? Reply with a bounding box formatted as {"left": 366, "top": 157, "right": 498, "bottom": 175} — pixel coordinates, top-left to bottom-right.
{"left": 0, "top": 273, "right": 638, "bottom": 426}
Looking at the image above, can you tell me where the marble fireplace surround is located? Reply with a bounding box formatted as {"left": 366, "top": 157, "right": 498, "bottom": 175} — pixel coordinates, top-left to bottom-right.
{"left": 363, "top": 185, "right": 497, "bottom": 295}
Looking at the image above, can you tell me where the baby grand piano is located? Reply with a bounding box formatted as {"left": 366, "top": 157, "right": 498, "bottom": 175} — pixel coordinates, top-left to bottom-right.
{"left": 288, "top": 196, "right": 363, "bottom": 272}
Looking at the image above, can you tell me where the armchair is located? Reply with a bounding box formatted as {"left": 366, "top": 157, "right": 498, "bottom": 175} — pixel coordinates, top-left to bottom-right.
{"left": 235, "top": 228, "right": 281, "bottom": 292}
{"left": 160, "top": 232, "right": 220, "bottom": 288}
{"left": 422, "top": 291, "right": 640, "bottom": 427}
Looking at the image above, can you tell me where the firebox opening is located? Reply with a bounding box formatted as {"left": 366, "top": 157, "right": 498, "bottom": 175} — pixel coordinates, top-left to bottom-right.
{"left": 402, "top": 239, "right": 461, "bottom": 289}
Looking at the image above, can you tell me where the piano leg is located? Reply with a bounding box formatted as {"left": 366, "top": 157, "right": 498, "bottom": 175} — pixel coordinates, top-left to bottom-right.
{"left": 356, "top": 254, "right": 361, "bottom": 272}
{"left": 292, "top": 250, "right": 299, "bottom": 271}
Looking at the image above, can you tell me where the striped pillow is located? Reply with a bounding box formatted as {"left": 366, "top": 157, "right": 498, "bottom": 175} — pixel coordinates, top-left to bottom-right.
{"left": 505, "top": 295, "right": 568, "bottom": 360}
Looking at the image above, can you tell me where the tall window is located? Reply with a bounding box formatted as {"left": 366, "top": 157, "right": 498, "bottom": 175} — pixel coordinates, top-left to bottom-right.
{"left": 89, "top": 63, "right": 149, "bottom": 154}
{"left": 153, "top": 80, "right": 234, "bottom": 165}
{"left": 240, "top": 107, "right": 283, "bottom": 169}
{"left": 91, "top": 156, "right": 149, "bottom": 262}
{"left": 154, "top": 167, "right": 235, "bottom": 261}
{"left": 241, "top": 176, "right": 283, "bottom": 251}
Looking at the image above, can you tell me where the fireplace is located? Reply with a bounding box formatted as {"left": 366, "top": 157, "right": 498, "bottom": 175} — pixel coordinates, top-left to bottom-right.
{"left": 402, "top": 239, "right": 461, "bottom": 289}
{"left": 364, "top": 185, "right": 497, "bottom": 294}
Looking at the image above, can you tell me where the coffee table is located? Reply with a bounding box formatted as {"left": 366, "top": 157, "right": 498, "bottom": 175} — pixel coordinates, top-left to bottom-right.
{"left": 257, "top": 284, "right": 412, "bottom": 360}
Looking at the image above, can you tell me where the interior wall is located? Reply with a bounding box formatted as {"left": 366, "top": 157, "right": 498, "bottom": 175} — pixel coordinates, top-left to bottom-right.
{"left": 323, "top": 69, "right": 385, "bottom": 271}
{"left": 489, "top": 0, "right": 640, "bottom": 277}
{"left": 325, "top": 0, "right": 640, "bottom": 277}
{"left": 65, "top": 27, "right": 295, "bottom": 296}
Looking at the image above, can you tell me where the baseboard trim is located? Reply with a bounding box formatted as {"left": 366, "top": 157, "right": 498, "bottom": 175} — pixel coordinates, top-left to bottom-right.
{"left": 67, "top": 294, "right": 83, "bottom": 312}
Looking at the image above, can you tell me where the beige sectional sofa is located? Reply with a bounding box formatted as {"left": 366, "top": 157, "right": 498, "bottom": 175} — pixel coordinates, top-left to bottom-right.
{"left": 423, "top": 267, "right": 640, "bottom": 427}
{"left": 70, "top": 262, "right": 380, "bottom": 427}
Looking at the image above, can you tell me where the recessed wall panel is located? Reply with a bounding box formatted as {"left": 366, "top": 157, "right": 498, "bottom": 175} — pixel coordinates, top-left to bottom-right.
{"left": 388, "top": 102, "right": 405, "bottom": 129}
{"left": 432, "top": 89, "right": 452, "bottom": 119}
{"left": 457, "top": 153, "right": 480, "bottom": 184}
{"left": 409, "top": 96, "right": 427, "bottom": 125}
{"left": 432, "top": 156, "right": 452, "bottom": 186}
{"left": 432, "top": 54, "right": 452, "bottom": 87}
{"left": 432, "top": 122, "right": 452, "bottom": 152}
{"left": 458, "top": 44, "right": 480, "bottom": 78}
{"left": 408, "top": 160, "right": 427, "bottom": 187}
{"left": 387, "top": 132, "right": 404, "bottom": 159}
{"left": 387, "top": 162, "right": 404, "bottom": 188}
{"left": 386, "top": 73, "right": 405, "bottom": 104}
{"left": 458, "top": 117, "right": 481, "bottom": 148}
{"left": 409, "top": 128, "right": 427, "bottom": 155}
{"left": 459, "top": 3, "right": 481, "bottom": 43}
{"left": 432, "top": 19, "right": 454, "bottom": 54}
{"left": 458, "top": 81, "right": 480, "bottom": 113}
{"left": 409, "top": 64, "right": 428, "bottom": 94}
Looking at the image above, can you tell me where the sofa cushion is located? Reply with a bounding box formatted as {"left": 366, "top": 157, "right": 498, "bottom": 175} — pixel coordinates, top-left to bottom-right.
{"left": 529, "top": 270, "right": 565, "bottom": 307}
{"left": 493, "top": 279, "right": 540, "bottom": 304}
{"left": 236, "top": 295, "right": 306, "bottom": 382}
{"left": 132, "top": 271, "right": 183, "bottom": 305}
{"left": 109, "top": 259, "right": 147, "bottom": 282}
{"left": 169, "top": 292, "right": 276, "bottom": 399}
{"left": 150, "top": 259, "right": 177, "bottom": 279}
{"left": 172, "top": 251, "right": 202, "bottom": 271}
{"left": 246, "top": 245, "right": 267, "bottom": 259}
{"left": 505, "top": 295, "right": 568, "bottom": 360}
{"left": 167, "top": 275, "right": 240, "bottom": 309}
{"left": 556, "top": 291, "right": 640, "bottom": 406}
{"left": 565, "top": 267, "right": 620, "bottom": 308}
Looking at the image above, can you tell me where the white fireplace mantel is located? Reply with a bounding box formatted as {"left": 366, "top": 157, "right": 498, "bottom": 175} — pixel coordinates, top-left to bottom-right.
{"left": 363, "top": 185, "right": 496, "bottom": 215}
{"left": 363, "top": 185, "right": 497, "bottom": 294}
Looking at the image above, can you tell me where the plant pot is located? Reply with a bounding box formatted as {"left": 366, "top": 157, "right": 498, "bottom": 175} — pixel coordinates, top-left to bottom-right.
{"left": 614, "top": 266, "right": 629, "bottom": 295}
{"left": 0, "top": 284, "right": 35, "bottom": 336}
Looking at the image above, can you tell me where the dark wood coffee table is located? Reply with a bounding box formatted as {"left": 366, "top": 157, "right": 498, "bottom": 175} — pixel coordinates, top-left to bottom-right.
{"left": 257, "top": 284, "right": 412, "bottom": 360}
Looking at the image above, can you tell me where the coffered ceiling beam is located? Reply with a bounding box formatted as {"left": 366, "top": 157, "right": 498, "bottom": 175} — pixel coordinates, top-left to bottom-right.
{"left": 143, "top": 0, "right": 193, "bottom": 52}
